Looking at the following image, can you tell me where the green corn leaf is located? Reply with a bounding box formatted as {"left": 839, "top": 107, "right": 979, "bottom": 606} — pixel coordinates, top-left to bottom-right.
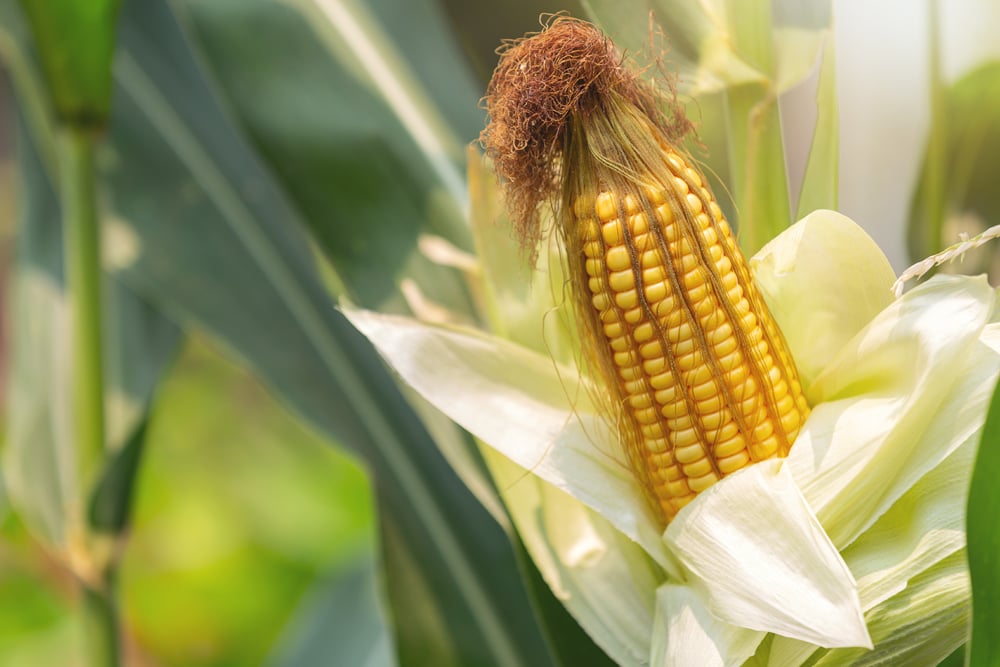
{"left": 908, "top": 61, "right": 1000, "bottom": 271}
{"left": 266, "top": 558, "right": 397, "bottom": 667}
{"left": 3, "top": 0, "right": 567, "bottom": 663}
{"left": 967, "top": 379, "right": 1000, "bottom": 666}
{"left": 180, "top": 0, "right": 478, "bottom": 312}
{"left": 795, "top": 33, "right": 838, "bottom": 218}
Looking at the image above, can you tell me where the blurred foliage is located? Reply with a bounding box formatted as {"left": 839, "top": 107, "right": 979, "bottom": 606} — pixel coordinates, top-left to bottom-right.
{"left": 0, "top": 337, "right": 374, "bottom": 666}
{"left": 909, "top": 62, "right": 1000, "bottom": 277}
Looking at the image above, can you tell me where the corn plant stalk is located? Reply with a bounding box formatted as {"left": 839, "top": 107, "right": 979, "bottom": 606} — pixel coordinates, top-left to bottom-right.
{"left": 83, "top": 578, "right": 120, "bottom": 667}
{"left": 62, "top": 129, "right": 105, "bottom": 484}
{"left": 60, "top": 127, "right": 118, "bottom": 667}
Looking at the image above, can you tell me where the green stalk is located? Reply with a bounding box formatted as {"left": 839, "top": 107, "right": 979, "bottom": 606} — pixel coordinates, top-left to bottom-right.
{"left": 61, "top": 128, "right": 105, "bottom": 480}
{"left": 60, "top": 127, "right": 118, "bottom": 666}
{"left": 83, "top": 578, "right": 120, "bottom": 667}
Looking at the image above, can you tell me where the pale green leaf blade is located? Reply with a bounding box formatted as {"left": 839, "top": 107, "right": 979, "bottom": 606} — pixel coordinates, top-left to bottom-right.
{"left": 768, "top": 419, "right": 981, "bottom": 666}
{"left": 726, "top": 83, "right": 791, "bottom": 254}
{"left": 4, "top": 0, "right": 564, "bottom": 662}
{"left": 652, "top": 584, "right": 764, "bottom": 667}
{"left": 581, "top": 0, "right": 766, "bottom": 95}
{"left": 812, "top": 553, "right": 969, "bottom": 667}
{"left": 794, "top": 35, "right": 838, "bottom": 218}
{"left": 750, "top": 210, "right": 896, "bottom": 391}
{"left": 908, "top": 62, "right": 1000, "bottom": 273}
{"left": 484, "top": 448, "right": 655, "bottom": 667}
{"left": 789, "top": 276, "right": 999, "bottom": 548}
{"left": 344, "top": 307, "right": 670, "bottom": 568}
{"left": 664, "top": 460, "right": 869, "bottom": 649}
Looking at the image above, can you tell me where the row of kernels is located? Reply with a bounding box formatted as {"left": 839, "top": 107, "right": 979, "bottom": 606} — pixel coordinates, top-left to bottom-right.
{"left": 713, "top": 428, "right": 749, "bottom": 458}
{"left": 717, "top": 450, "right": 751, "bottom": 474}
{"left": 613, "top": 350, "right": 638, "bottom": 367}
{"left": 750, "top": 434, "right": 781, "bottom": 460}
{"left": 606, "top": 266, "right": 668, "bottom": 294}
{"left": 596, "top": 192, "right": 638, "bottom": 221}
{"left": 618, "top": 363, "right": 646, "bottom": 382}
{"left": 673, "top": 439, "right": 709, "bottom": 464}
{"left": 687, "top": 470, "right": 720, "bottom": 492}
{"left": 675, "top": 347, "right": 703, "bottom": 373}
{"left": 643, "top": 357, "right": 669, "bottom": 377}
{"left": 593, "top": 189, "right": 680, "bottom": 222}
{"left": 606, "top": 246, "right": 632, "bottom": 272}
{"left": 641, "top": 422, "right": 664, "bottom": 439}
{"left": 609, "top": 336, "right": 630, "bottom": 353}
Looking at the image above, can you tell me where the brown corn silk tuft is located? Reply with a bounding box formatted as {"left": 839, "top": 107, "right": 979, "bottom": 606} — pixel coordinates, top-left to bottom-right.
{"left": 481, "top": 18, "right": 810, "bottom": 525}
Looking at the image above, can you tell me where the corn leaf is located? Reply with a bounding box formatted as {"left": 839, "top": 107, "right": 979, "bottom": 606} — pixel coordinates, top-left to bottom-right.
{"left": 794, "top": 35, "right": 838, "bottom": 218}
{"left": 3, "top": 0, "right": 564, "bottom": 663}
{"left": 967, "top": 378, "right": 1000, "bottom": 666}
{"left": 907, "top": 61, "right": 1000, "bottom": 271}
{"left": 266, "top": 559, "right": 397, "bottom": 667}
{"left": 179, "top": 0, "right": 478, "bottom": 312}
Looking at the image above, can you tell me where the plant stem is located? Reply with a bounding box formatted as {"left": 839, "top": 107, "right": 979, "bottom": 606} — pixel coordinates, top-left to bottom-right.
{"left": 61, "top": 128, "right": 106, "bottom": 484}
{"left": 83, "top": 575, "right": 120, "bottom": 667}
{"left": 60, "top": 127, "right": 118, "bottom": 666}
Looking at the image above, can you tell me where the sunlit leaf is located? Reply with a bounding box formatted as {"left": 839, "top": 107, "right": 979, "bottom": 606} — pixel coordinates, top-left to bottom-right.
{"left": 794, "top": 35, "right": 838, "bottom": 218}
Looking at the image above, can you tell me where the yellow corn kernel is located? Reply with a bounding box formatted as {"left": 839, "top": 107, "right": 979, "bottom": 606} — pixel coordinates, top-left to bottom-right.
{"left": 574, "top": 155, "right": 810, "bottom": 525}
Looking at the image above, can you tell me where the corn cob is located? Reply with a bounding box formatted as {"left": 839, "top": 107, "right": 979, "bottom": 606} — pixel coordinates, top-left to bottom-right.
{"left": 482, "top": 17, "right": 810, "bottom": 524}
{"left": 568, "top": 148, "right": 810, "bottom": 522}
